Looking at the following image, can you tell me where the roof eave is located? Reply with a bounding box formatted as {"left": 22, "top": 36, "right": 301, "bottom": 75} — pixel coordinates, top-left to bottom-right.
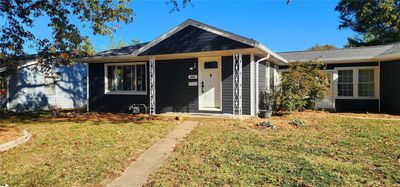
{"left": 255, "top": 44, "right": 288, "bottom": 64}
{"left": 376, "top": 53, "right": 400, "bottom": 62}
{"left": 286, "top": 56, "right": 376, "bottom": 64}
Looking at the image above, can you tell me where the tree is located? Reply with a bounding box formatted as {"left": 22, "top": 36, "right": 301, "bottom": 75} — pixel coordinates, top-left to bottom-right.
{"left": 335, "top": 0, "right": 400, "bottom": 47}
{"left": 132, "top": 39, "right": 141, "bottom": 45}
{"left": 307, "top": 44, "right": 337, "bottom": 51}
{"left": 0, "top": 0, "right": 190, "bottom": 71}
{"left": 275, "top": 61, "right": 330, "bottom": 111}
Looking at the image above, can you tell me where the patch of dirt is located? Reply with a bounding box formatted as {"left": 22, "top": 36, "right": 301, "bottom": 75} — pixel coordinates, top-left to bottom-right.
{"left": 0, "top": 127, "right": 22, "bottom": 144}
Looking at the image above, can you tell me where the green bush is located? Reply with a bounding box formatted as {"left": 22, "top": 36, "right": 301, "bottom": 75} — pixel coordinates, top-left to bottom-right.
{"left": 275, "top": 61, "right": 330, "bottom": 111}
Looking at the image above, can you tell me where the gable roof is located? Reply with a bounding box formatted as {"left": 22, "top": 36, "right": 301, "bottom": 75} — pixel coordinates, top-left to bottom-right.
{"left": 138, "top": 25, "right": 253, "bottom": 56}
{"left": 278, "top": 42, "right": 400, "bottom": 63}
{"left": 88, "top": 19, "right": 287, "bottom": 63}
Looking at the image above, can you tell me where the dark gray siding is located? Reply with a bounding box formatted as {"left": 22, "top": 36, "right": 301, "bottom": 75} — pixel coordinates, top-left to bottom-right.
{"left": 89, "top": 56, "right": 252, "bottom": 115}
{"left": 221, "top": 56, "right": 233, "bottom": 114}
{"left": 139, "top": 25, "right": 252, "bottom": 56}
{"left": 88, "top": 63, "right": 149, "bottom": 113}
{"left": 335, "top": 99, "right": 379, "bottom": 113}
{"left": 257, "top": 57, "right": 267, "bottom": 92}
{"left": 380, "top": 60, "right": 400, "bottom": 114}
{"left": 156, "top": 58, "right": 199, "bottom": 113}
{"left": 221, "top": 55, "right": 251, "bottom": 115}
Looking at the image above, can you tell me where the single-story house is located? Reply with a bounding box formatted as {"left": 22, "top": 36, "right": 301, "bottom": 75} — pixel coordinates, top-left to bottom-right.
{"left": 81, "top": 19, "right": 400, "bottom": 116}
{"left": 278, "top": 42, "right": 400, "bottom": 114}
{"left": 0, "top": 60, "right": 87, "bottom": 112}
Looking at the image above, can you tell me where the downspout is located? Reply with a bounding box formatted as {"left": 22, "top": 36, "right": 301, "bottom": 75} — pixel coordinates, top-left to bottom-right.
{"left": 255, "top": 54, "right": 271, "bottom": 116}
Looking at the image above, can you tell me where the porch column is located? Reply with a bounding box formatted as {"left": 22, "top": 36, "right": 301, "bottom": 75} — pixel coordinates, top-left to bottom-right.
{"left": 149, "top": 56, "right": 156, "bottom": 115}
{"left": 233, "top": 53, "right": 242, "bottom": 117}
{"left": 255, "top": 55, "right": 259, "bottom": 116}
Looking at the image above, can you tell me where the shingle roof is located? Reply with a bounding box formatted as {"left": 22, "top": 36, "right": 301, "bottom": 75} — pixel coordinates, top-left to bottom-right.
{"left": 278, "top": 42, "right": 400, "bottom": 62}
{"left": 89, "top": 19, "right": 288, "bottom": 64}
{"left": 95, "top": 42, "right": 149, "bottom": 57}
{"left": 378, "top": 42, "right": 400, "bottom": 56}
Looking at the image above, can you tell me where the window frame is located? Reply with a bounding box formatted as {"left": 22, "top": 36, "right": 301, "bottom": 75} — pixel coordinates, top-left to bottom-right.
{"left": 358, "top": 69, "right": 375, "bottom": 97}
{"left": 104, "top": 62, "right": 147, "bottom": 95}
{"left": 334, "top": 66, "right": 379, "bottom": 100}
{"left": 337, "top": 69, "right": 354, "bottom": 97}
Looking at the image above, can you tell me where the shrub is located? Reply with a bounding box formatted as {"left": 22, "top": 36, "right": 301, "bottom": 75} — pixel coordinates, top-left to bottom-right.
{"left": 256, "top": 121, "right": 277, "bottom": 129}
{"left": 289, "top": 119, "right": 306, "bottom": 127}
{"left": 275, "top": 61, "right": 330, "bottom": 111}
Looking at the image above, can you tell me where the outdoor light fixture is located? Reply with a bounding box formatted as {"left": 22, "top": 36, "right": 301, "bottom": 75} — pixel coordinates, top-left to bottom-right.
{"left": 189, "top": 62, "right": 197, "bottom": 70}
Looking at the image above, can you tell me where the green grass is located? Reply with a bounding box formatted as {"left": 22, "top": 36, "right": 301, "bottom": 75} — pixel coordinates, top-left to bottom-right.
{"left": 0, "top": 114, "right": 176, "bottom": 186}
{"left": 146, "top": 114, "right": 400, "bottom": 186}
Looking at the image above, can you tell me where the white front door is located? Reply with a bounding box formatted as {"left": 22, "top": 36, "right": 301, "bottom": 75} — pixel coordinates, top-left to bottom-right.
{"left": 316, "top": 71, "right": 335, "bottom": 110}
{"left": 198, "top": 57, "right": 221, "bottom": 111}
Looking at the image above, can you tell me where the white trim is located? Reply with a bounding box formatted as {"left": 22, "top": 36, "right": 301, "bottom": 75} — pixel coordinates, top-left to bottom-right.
{"left": 149, "top": 56, "right": 156, "bottom": 115}
{"left": 104, "top": 62, "right": 148, "bottom": 95}
{"left": 233, "top": 53, "right": 243, "bottom": 117}
{"left": 333, "top": 66, "right": 379, "bottom": 100}
{"left": 198, "top": 56, "right": 222, "bottom": 111}
{"left": 266, "top": 62, "right": 271, "bottom": 92}
{"left": 6, "top": 76, "right": 10, "bottom": 110}
{"left": 250, "top": 54, "right": 255, "bottom": 116}
{"left": 86, "top": 63, "right": 89, "bottom": 112}
{"left": 255, "top": 55, "right": 259, "bottom": 116}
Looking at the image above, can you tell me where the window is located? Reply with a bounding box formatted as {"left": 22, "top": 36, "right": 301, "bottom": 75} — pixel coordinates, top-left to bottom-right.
{"left": 335, "top": 67, "right": 377, "bottom": 99}
{"left": 44, "top": 76, "right": 56, "bottom": 95}
{"left": 204, "top": 61, "right": 218, "bottom": 69}
{"left": 106, "top": 63, "right": 146, "bottom": 94}
{"left": 358, "top": 69, "right": 375, "bottom": 97}
{"left": 337, "top": 70, "right": 353, "bottom": 97}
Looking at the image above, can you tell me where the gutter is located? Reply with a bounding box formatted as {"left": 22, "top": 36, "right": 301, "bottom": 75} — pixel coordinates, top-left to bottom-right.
{"left": 255, "top": 43, "right": 288, "bottom": 64}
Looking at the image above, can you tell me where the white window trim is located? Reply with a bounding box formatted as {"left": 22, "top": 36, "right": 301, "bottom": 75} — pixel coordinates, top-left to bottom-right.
{"left": 104, "top": 62, "right": 147, "bottom": 95}
{"left": 333, "top": 66, "right": 379, "bottom": 100}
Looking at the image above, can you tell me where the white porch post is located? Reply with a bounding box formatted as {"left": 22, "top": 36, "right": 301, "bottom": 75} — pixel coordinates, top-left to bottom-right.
{"left": 255, "top": 55, "right": 259, "bottom": 116}
{"left": 233, "top": 53, "right": 242, "bottom": 117}
{"left": 149, "top": 56, "right": 156, "bottom": 115}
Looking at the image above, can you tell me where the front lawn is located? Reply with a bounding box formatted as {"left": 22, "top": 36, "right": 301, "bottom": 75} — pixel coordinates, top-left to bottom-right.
{"left": 147, "top": 112, "right": 400, "bottom": 186}
{"left": 0, "top": 113, "right": 177, "bottom": 186}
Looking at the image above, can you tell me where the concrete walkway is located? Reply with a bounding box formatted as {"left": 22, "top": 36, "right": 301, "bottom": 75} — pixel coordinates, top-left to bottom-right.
{"left": 107, "top": 121, "right": 198, "bottom": 187}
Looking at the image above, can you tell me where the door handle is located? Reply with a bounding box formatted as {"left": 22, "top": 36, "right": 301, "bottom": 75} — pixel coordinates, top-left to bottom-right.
{"left": 201, "top": 82, "right": 204, "bottom": 93}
